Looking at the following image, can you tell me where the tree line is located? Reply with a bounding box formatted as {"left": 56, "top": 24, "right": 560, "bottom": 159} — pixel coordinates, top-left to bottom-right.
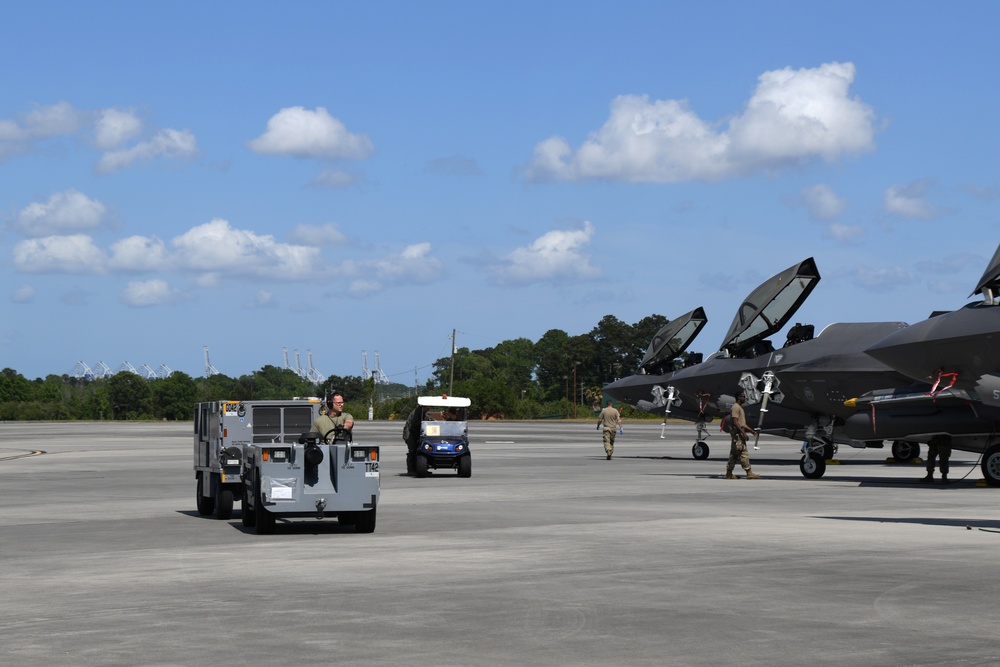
{"left": 1, "top": 313, "right": 695, "bottom": 421}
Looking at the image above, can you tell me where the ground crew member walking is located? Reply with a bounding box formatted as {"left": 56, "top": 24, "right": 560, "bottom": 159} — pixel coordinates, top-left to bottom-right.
{"left": 597, "top": 402, "right": 623, "bottom": 460}
{"left": 726, "top": 390, "right": 760, "bottom": 479}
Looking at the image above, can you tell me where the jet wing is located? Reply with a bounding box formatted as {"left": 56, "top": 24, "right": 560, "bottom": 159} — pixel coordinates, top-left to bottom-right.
{"left": 720, "top": 257, "right": 820, "bottom": 356}
{"left": 637, "top": 307, "right": 707, "bottom": 373}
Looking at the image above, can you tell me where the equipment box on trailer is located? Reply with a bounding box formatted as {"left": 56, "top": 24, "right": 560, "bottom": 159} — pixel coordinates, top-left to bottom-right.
{"left": 193, "top": 399, "right": 321, "bottom": 520}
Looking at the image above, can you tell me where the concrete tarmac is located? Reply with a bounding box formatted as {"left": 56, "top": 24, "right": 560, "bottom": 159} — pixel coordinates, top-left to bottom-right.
{"left": 1, "top": 420, "right": 998, "bottom": 666}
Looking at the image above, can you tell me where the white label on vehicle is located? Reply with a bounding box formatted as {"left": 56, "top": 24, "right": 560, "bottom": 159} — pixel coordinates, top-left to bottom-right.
{"left": 365, "top": 461, "right": 379, "bottom": 477}
{"left": 271, "top": 486, "right": 293, "bottom": 499}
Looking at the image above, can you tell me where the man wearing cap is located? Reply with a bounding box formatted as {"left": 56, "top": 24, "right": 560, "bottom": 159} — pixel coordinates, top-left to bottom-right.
{"left": 725, "top": 390, "right": 760, "bottom": 479}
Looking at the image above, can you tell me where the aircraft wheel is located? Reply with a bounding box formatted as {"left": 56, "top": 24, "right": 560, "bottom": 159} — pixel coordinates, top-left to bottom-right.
{"left": 414, "top": 454, "right": 429, "bottom": 478}
{"left": 458, "top": 455, "right": 472, "bottom": 478}
{"left": 981, "top": 444, "right": 1000, "bottom": 487}
{"left": 822, "top": 442, "right": 835, "bottom": 460}
{"left": 800, "top": 452, "right": 826, "bottom": 479}
{"left": 354, "top": 508, "right": 377, "bottom": 533}
{"left": 196, "top": 475, "right": 215, "bottom": 516}
{"left": 891, "top": 440, "right": 920, "bottom": 462}
{"left": 691, "top": 441, "right": 710, "bottom": 460}
{"left": 241, "top": 483, "right": 255, "bottom": 527}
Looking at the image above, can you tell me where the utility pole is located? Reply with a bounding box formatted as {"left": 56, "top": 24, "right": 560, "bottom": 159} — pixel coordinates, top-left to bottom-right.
{"left": 573, "top": 361, "right": 580, "bottom": 419}
{"left": 449, "top": 328, "right": 456, "bottom": 396}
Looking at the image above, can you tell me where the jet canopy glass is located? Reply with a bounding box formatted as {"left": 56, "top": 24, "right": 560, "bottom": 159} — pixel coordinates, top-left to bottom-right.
{"left": 720, "top": 257, "right": 820, "bottom": 356}
{"left": 971, "top": 244, "right": 1000, "bottom": 303}
{"left": 637, "top": 307, "right": 707, "bottom": 373}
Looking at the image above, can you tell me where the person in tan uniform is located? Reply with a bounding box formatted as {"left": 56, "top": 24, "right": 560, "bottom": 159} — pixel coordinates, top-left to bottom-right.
{"left": 725, "top": 391, "right": 760, "bottom": 479}
{"left": 597, "top": 402, "right": 623, "bottom": 460}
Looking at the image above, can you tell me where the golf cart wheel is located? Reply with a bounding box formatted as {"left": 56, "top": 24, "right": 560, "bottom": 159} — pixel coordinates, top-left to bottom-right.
{"left": 458, "top": 455, "right": 472, "bottom": 478}
{"left": 414, "top": 454, "right": 429, "bottom": 478}
{"left": 692, "top": 441, "right": 710, "bottom": 460}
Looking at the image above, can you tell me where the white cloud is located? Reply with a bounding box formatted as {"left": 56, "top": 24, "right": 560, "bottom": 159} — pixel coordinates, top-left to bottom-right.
{"left": 247, "top": 106, "right": 374, "bottom": 160}
{"left": 14, "top": 189, "right": 110, "bottom": 236}
{"left": 244, "top": 289, "right": 275, "bottom": 308}
{"left": 12, "top": 284, "right": 36, "bottom": 303}
{"left": 488, "top": 221, "right": 601, "bottom": 286}
{"left": 0, "top": 101, "right": 85, "bottom": 159}
{"left": 800, "top": 184, "right": 846, "bottom": 221}
{"left": 171, "top": 218, "right": 320, "bottom": 281}
{"left": 342, "top": 242, "right": 444, "bottom": 296}
{"left": 825, "top": 223, "right": 864, "bottom": 244}
{"left": 119, "top": 279, "right": 184, "bottom": 307}
{"left": 312, "top": 168, "right": 366, "bottom": 189}
{"left": 288, "top": 222, "right": 349, "bottom": 246}
{"left": 12, "top": 234, "right": 108, "bottom": 274}
{"left": 96, "top": 128, "right": 199, "bottom": 173}
{"left": 524, "top": 62, "right": 876, "bottom": 183}
{"left": 852, "top": 265, "right": 914, "bottom": 291}
{"left": 108, "top": 235, "right": 171, "bottom": 272}
{"left": 884, "top": 181, "right": 937, "bottom": 219}
{"left": 93, "top": 107, "right": 143, "bottom": 149}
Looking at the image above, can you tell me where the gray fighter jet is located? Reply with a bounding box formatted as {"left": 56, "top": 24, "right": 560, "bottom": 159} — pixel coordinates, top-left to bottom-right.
{"left": 845, "top": 243, "right": 1000, "bottom": 483}
{"left": 602, "top": 308, "right": 711, "bottom": 455}
{"left": 637, "top": 257, "right": 920, "bottom": 478}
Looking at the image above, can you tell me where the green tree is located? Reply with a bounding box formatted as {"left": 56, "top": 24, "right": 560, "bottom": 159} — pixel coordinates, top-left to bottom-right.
{"left": 106, "top": 372, "right": 154, "bottom": 420}
{"left": 151, "top": 372, "right": 198, "bottom": 420}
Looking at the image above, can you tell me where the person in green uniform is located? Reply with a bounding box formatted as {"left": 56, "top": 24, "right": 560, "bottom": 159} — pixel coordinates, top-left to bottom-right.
{"left": 312, "top": 392, "right": 354, "bottom": 443}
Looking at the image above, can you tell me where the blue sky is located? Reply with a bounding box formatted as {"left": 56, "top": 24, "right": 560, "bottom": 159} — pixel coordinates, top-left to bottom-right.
{"left": 2, "top": 1, "right": 998, "bottom": 384}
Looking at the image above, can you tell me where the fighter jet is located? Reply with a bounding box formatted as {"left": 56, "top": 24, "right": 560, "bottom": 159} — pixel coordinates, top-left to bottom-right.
{"left": 656, "top": 257, "right": 919, "bottom": 478}
{"left": 602, "top": 308, "right": 710, "bottom": 452}
{"left": 845, "top": 243, "right": 1000, "bottom": 483}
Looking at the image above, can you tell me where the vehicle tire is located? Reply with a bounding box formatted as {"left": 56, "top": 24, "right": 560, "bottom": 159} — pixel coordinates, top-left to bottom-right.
{"left": 354, "top": 507, "right": 377, "bottom": 533}
{"left": 891, "top": 440, "right": 920, "bottom": 462}
{"left": 241, "top": 483, "right": 255, "bottom": 527}
{"left": 414, "top": 454, "right": 429, "bottom": 478}
{"left": 691, "top": 441, "right": 710, "bottom": 460}
{"left": 254, "top": 474, "right": 276, "bottom": 534}
{"left": 215, "top": 488, "right": 234, "bottom": 520}
{"left": 800, "top": 452, "right": 826, "bottom": 479}
{"left": 981, "top": 443, "right": 1000, "bottom": 487}
{"left": 458, "top": 455, "right": 472, "bottom": 478}
{"left": 196, "top": 475, "right": 215, "bottom": 516}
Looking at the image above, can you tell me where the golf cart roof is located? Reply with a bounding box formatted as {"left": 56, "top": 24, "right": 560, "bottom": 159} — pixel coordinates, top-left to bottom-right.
{"left": 417, "top": 395, "right": 472, "bottom": 408}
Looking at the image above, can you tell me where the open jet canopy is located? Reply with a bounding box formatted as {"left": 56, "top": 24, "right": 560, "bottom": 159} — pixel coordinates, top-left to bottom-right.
{"left": 637, "top": 307, "right": 707, "bottom": 373}
{"left": 971, "top": 243, "right": 1000, "bottom": 302}
{"left": 720, "top": 257, "right": 820, "bottom": 356}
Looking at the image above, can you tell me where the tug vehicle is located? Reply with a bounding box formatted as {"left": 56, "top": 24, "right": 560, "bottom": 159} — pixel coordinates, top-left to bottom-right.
{"left": 193, "top": 399, "right": 321, "bottom": 520}
{"left": 241, "top": 424, "right": 380, "bottom": 534}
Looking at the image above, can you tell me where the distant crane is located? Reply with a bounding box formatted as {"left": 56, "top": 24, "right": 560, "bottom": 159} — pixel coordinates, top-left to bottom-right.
{"left": 204, "top": 346, "right": 220, "bottom": 377}
{"left": 157, "top": 364, "right": 173, "bottom": 378}
{"left": 120, "top": 361, "right": 139, "bottom": 375}
{"left": 361, "top": 350, "right": 389, "bottom": 384}
{"left": 72, "top": 361, "right": 94, "bottom": 380}
{"left": 306, "top": 349, "right": 325, "bottom": 383}
{"left": 94, "top": 361, "right": 113, "bottom": 378}
{"left": 294, "top": 349, "right": 306, "bottom": 378}
{"left": 283, "top": 347, "right": 292, "bottom": 372}
{"left": 140, "top": 364, "right": 158, "bottom": 379}
{"left": 372, "top": 350, "right": 390, "bottom": 384}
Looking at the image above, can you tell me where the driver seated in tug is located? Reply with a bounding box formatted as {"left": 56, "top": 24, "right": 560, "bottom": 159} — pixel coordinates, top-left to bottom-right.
{"left": 311, "top": 392, "right": 354, "bottom": 443}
